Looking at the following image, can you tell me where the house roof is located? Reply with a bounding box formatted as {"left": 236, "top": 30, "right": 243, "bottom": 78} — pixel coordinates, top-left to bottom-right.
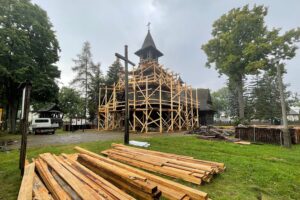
{"left": 135, "top": 31, "right": 163, "bottom": 57}
{"left": 288, "top": 108, "right": 299, "bottom": 115}
{"left": 193, "top": 88, "right": 214, "bottom": 111}
{"left": 37, "top": 104, "right": 62, "bottom": 113}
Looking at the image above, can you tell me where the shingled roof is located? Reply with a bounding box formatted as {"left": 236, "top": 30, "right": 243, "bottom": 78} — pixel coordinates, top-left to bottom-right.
{"left": 135, "top": 31, "right": 163, "bottom": 57}
{"left": 193, "top": 88, "right": 214, "bottom": 111}
{"left": 37, "top": 103, "right": 62, "bottom": 113}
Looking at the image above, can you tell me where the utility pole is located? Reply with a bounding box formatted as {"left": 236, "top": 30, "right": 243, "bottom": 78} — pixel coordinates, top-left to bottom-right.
{"left": 19, "top": 80, "right": 32, "bottom": 176}
{"left": 115, "top": 45, "right": 135, "bottom": 144}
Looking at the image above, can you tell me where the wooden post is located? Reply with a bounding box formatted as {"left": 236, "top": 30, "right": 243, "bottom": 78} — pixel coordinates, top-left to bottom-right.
{"left": 112, "top": 83, "right": 116, "bottom": 129}
{"left": 159, "top": 78, "right": 162, "bottom": 133}
{"left": 113, "top": 83, "right": 116, "bottom": 111}
{"left": 105, "top": 86, "right": 108, "bottom": 130}
{"left": 178, "top": 82, "right": 182, "bottom": 131}
{"left": 185, "top": 85, "right": 188, "bottom": 130}
{"left": 98, "top": 86, "right": 101, "bottom": 131}
{"left": 196, "top": 88, "right": 199, "bottom": 128}
{"left": 190, "top": 87, "right": 194, "bottom": 129}
{"left": 133, "top": 77, "right": 136, "bottom": 132}
{"left": 145, "top": 76, "right": 149, "bottom": 133}
{"left": 170, "top": 77, "right": 174, "bottom": 132}
{"left": 19, "top": 80, "right": 32, "bottom": 176}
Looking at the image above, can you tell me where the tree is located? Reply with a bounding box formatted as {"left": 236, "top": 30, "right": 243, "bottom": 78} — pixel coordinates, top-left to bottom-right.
{"left": 211, "top": 87, "right": 230, "bottom": 118}
{"left": 0, "top": 0, "right": 60, "bottom": 133}
{"left": 267, "top": 28, "right": 300, "bottom": 147}
{"left": 248, "top": 72, "right": 290, "bottom": 120}
{"left": 290, "top": 93, "right": 300, "bottom": 107}
{"left": 71, "top": 41, "right": 98, "bottom": 128}
{"left": 87, "top": 63, "right": 104, "bottom": 123}
{"left": 202, "top": 5, "right": 270, "bottom": 121}
{"left": 105, "top": 58, "right": 123, "bottom": 86}
{"left": 58, "top": 87, "right": 84, "bottom": 119}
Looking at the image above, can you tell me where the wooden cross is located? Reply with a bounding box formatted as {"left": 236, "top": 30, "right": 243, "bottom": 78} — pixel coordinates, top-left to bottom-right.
{"left": 115, "top": 46, "right": 135, "bottom": 144}
{"left": 147, "top": 22, "right": 151, "bottom": 31}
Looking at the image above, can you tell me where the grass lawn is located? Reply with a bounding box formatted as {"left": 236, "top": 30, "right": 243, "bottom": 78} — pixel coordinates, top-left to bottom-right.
{"left": 0, "top": 135, "right": 299, "bottom": 200}
{"left": 0, "top": 132, "right": 21, "bottom": 141}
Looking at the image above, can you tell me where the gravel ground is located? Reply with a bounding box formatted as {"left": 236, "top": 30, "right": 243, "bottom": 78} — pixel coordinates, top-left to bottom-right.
{"left": 1, "top": 130, "right": 189, "bottom": 150}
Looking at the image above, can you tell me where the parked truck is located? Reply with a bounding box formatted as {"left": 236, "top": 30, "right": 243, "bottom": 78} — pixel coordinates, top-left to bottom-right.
{"left": 30, "top": 118, "right": 59, "bottom": 134}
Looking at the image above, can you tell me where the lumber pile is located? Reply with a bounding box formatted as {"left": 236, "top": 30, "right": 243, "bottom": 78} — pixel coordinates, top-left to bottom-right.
{"left": 75, "top": 146, "right": 209, "bottom": 200}
{"left": 18, "top": 153, "right": 136, "bottom": 200}
{"left": 101, "top": 144, "right": 225, "bottom": 185}
{"left": 77, "top": 153, "right": 162, "bottom": 200}
{"left": 18, "top": 146, "right": 221, "bottom": 200}
{"left": 235, "top": 126, "right": 300, "bottom": 145}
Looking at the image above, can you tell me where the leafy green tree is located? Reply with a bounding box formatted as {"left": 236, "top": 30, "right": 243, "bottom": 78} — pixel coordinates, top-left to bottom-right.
{"left": 58, "top": 87, "right": 84, "bottom": 119}
{"left": 88, "top": 63, "right": 105, "bottom": 123}
{"left": 71, "top": 41, "right": 98, "bottom": 126}
{"left": 0, "top": 0, "right": 60, "bottom": 133}
{"left": 106, "top": 58, "right": 123, "bottom": 86}
{"left": 211, "top": 87, "right": 230, "bottom": 117}
{"left": 202, "top": 5, "right": 270, "bottom": 120}
{"left": 267, "top": 28, "right": 300, "bottom": 147}
{"left": 248, "top": 72, "right": 288, "bottom": 120}
{"left": 290, "top": 93, "right": 300, "bottom": 107}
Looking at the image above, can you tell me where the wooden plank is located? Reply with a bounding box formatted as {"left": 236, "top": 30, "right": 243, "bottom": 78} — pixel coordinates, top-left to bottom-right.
{"left": 102, "top": 144, "right": 226, "bottom": 184}
{"left": 74, "top": 147, "right": 208, "bottom": 200}
{"left": 61, "top": 155, "right": 135, "bottom": 200}
{"left": 40, "top": 153, "right": 104, "bottom": 200}
{"left": 105, "top": 152, "right": 201, "bottom": 185}
{"left": 33, "top": 174, "right": 54, "bottom": 200}
{"left": 17, "top": 162, "right": 35, "bottom": 200}
{"left": 77, "top": 154, "right": 161, "bottom": 200}
{"left": 113, "top": 144, "right": 224, "bottom": 170}
{"left": 77, "top": 154, "right": 157, "bottom": 193}
{"left": 54, "top": 155, "right": 116, "bottom": 200}
{"left": 108, "top": 145, "right": 217, "bottom": 172}
{"left": 35, "top": 158, "right": 71, "bottom": 200}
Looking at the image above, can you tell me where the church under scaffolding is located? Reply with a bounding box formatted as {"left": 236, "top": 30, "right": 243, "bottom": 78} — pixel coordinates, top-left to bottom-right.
{"left": 98, "top": 30, "right": 213, "bottom": 133}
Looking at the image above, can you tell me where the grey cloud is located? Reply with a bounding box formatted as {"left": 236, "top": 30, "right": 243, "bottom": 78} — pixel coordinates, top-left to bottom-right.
{"left": 32, "top": 0, "right": 300, "bottom": 93}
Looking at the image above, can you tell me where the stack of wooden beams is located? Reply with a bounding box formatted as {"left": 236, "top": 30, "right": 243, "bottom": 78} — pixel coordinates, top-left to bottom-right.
{"left": 18, "top": 153, "right": 136, "bottom": 200}
{"left": 75, "top": 146, "right": 209, "bottom": 200}
{"left": 77, "top": 153, "right": 162, "bottom": 200}
{"left": 101, "top": 144, "right": 225, "bottom": 185}
{"left": 18, "top": 146, "right": 219, "bottom": 200}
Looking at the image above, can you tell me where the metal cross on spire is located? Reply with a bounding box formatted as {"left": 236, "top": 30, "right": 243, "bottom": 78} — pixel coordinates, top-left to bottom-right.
{"left": 147, "top": 22, "right": 151, "bottom": 31}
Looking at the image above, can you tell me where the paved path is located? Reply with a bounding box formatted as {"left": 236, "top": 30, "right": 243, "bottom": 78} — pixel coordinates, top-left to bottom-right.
{"left": 1, "top": 130, "right": 189, "bottom": 150}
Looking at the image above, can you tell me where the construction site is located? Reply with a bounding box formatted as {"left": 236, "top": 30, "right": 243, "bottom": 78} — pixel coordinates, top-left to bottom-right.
{"left": 98, "top": 31, "right": 214, "bottom": 133}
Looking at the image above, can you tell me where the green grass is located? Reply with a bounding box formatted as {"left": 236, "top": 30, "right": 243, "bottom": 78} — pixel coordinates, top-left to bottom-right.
{"left": 0, "top": 132, "right": 21, "bottom": 141}
{"left": 0, "top": 136, "right": 299, "bottom": 200}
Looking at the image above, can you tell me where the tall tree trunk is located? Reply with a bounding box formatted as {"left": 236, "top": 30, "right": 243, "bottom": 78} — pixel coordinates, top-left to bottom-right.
{"left": 236, "top": 77, "right": 245, "bottom": 120}
{"left": 7, "top": 93, "right": 18, "bottom": 133}
{"left": 6, "top": 80, "right": 19, "bottom": 133}
{"left": 276, "top": 64, "right": 291, "bottom": 148}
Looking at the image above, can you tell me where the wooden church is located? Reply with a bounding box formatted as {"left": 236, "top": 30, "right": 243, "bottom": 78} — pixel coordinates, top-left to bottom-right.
{"left": 98, "top": 30, "right": 214, "bottom": 133}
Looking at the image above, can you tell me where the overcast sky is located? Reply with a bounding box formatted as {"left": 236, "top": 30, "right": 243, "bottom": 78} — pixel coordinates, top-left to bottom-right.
{"left": 31, "top": 0, "right": 300, "bottom": 93}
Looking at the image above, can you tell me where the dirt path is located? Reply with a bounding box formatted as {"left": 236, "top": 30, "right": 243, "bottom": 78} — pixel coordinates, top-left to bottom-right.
{"left": 1, "top": 130, "right": 189, "bottom": 150}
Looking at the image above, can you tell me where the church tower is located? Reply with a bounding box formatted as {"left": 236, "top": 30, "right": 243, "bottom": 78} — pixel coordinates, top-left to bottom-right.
{"left": 135, "top": 30, "right": 163, "bottom": 63}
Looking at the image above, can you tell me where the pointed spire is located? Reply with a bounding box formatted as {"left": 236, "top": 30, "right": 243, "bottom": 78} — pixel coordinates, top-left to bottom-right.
{"left": 135, "top": 27, "right": 163, "bottom": 62}
{"left": 141, "top": 30, "right": 157, "bottom": 49}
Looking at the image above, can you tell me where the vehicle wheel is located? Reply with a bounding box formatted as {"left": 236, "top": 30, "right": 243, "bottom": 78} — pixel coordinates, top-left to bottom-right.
{"left": 52, "top": 131, "right": 55, "bottom": 134}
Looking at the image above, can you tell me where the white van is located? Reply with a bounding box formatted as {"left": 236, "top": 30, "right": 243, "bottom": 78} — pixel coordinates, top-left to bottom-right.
{"left": 30, "top": 118, "right": 59, "bottom": 134}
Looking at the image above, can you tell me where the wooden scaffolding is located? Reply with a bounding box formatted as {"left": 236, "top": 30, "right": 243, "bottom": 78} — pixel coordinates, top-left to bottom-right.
{"left": 98, "top": 60, "right": 200, "bottom": 133}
